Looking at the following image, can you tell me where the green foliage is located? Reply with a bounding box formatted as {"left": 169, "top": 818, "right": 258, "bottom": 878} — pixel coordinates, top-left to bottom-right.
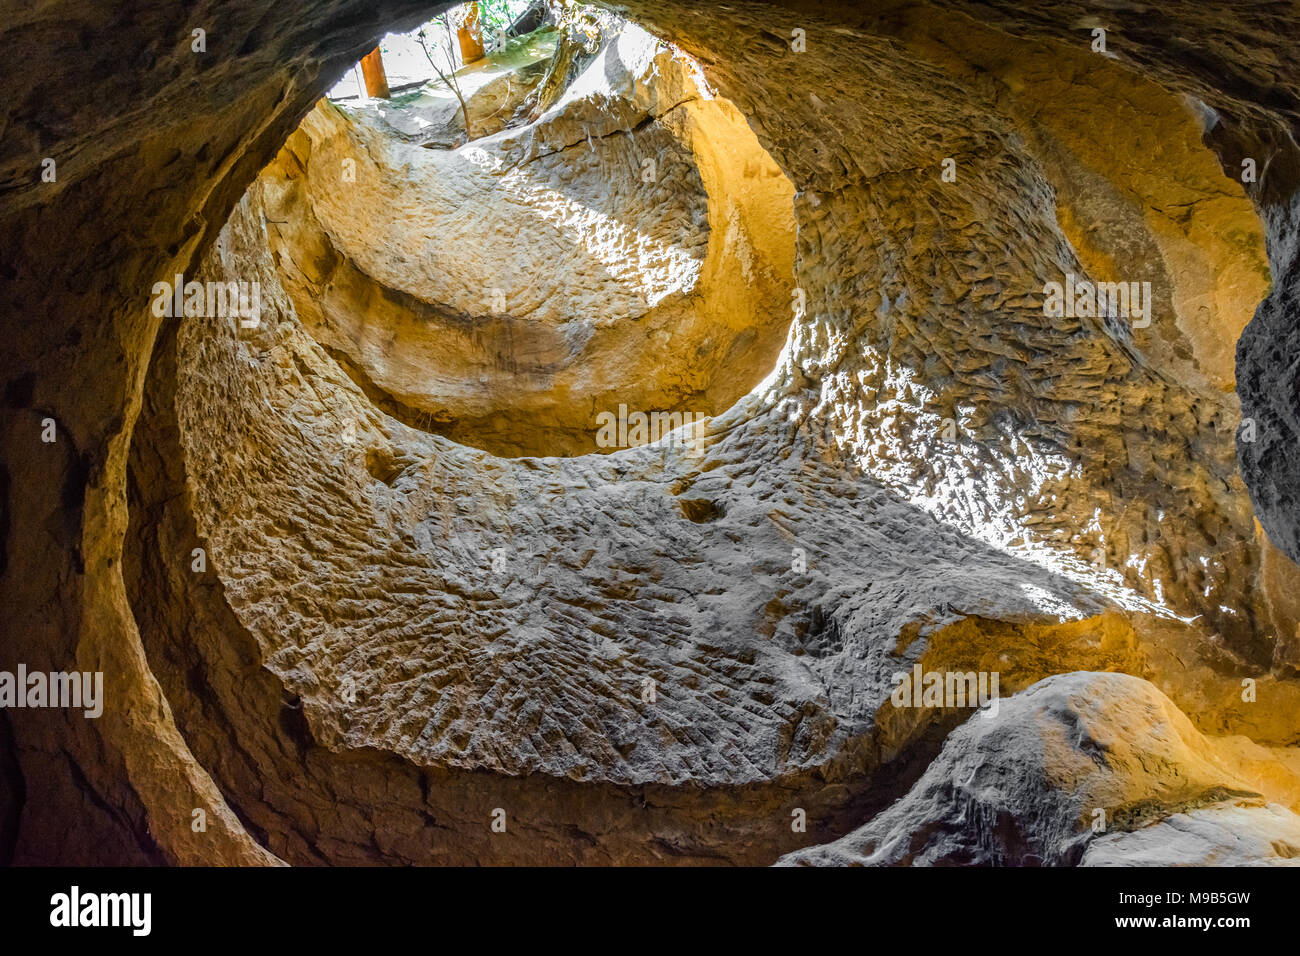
{"left": 477, "top": 0, "right": 532, "bottom": 37}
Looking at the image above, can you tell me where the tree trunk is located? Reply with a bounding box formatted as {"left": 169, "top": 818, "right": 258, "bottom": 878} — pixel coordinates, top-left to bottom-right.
{"left": 359, "top": 46, "right": 390, "bottom": 99}
{"left": 457, "top": 3, "right": 486, "bottom": 64}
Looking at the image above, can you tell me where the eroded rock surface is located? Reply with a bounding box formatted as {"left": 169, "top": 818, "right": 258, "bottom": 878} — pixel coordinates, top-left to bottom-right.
{"left": 1083, "top": 800, "right": 1300, "bottom": 867}
{"left": 259, "top": 24, "right": 796, "bottom": 456}
{"left": 5, "top": 0, "right": 1300, "bottom": 867}
{"left": 777, "top": 672, "right": 1300, "bottom": 866}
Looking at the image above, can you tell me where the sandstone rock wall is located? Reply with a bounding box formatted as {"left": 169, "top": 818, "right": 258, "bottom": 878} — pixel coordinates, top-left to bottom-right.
{"left": 259, "top": 24, "right": 796, "bottom": 457}
{"left": 4, "top": 0, "right": 1300, "bottom": 866}
{"left": 778, "top": 672, "right": 1300, "bottom": 866}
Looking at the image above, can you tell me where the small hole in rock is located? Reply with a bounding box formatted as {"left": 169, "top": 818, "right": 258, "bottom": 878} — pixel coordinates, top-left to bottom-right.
{"left": 679, "top": 498, "right": 724, "bottom": 523}
{"left": 364, "top": 446, "right": 405, "bottom": 485}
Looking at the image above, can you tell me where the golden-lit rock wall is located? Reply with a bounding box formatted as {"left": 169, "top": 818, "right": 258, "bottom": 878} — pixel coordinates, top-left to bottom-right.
{"left": 258, "top": 25, "right": 796, "bottom": 457}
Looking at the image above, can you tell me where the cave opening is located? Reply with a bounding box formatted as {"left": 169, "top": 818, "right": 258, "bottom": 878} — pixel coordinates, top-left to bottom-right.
{"left": 243, "top": 2, "right": 799, "bottom": 459}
